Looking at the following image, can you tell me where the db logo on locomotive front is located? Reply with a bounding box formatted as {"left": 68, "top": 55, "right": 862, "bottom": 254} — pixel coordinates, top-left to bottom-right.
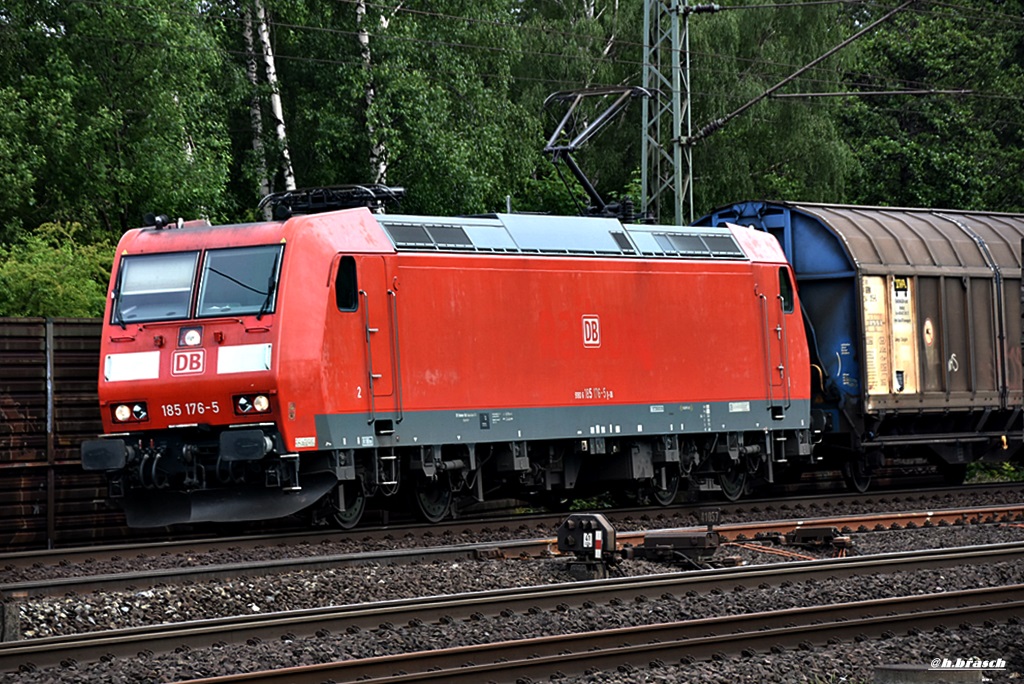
{"left": 171, "top": 349, "right": 206, "bottom": 376}
{"left": 582, "top": 315, "right": 601, "bottom": 348}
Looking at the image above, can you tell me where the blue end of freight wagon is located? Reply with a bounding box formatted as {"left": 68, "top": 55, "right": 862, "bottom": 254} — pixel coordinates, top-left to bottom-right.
{"left": 697, "top": 201, "right": 861, "bottom": 406}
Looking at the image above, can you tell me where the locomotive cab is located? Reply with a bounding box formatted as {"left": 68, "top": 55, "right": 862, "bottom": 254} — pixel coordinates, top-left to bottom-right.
{"left": 81, "top": 217, "right": 357, "bottom": 527}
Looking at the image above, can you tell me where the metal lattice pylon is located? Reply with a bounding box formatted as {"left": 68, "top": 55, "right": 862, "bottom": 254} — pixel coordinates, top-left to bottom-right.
{"left": 641, "top": 0, "right": 693, "bottom": 226}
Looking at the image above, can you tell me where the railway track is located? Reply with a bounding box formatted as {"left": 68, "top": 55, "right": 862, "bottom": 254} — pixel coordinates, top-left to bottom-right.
{"left": 3, "top": 543, "right": 1023, "bottom": 677}
{"left": 2, "top": 481, "right": 1020, "bottom": 575}
{"left": 0, "top": 539, "right": 543, "bottom": 600}
{"left": 3, "top": 501, "right": 1023, "bottom": 600}
{"left": 183, "top": 585, "right": 1024, "bottom": 684}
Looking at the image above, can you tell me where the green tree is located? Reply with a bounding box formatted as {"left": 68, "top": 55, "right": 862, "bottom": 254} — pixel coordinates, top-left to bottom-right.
{"left": 0, "top": 86, "right": 40, "bottom": 241}
{"left": 839, "top": 1, "right": 1024, "bottom": 211}
{"left": 261, "top": 0, "right": 540, "bottom": 216}
{"left": 687, "top": 0, "right": 858, "bottom": 215}
{"left": 0, "top": 222, "right": 112, "bottom": 317}
{"left": 0, "top": 1, "right": 238, "bottom": 240}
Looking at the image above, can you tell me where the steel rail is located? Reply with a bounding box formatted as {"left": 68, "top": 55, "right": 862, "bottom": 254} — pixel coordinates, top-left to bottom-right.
{"left": 3, "top": 502, "right": 1023, "bottom": 600}
{"left": 0, "top": 539, "right": 545, "bottom": 600}
{"left": 624, "top": 502, "right": 1024, "bottom": 545}
{"left": 3, "top": 542, "right": 1024, "bottom": 674}
{"left": 152, "top": 586, "right": 1024, "bottom": 684}
{"left": 2, "top": 481, "right": 1019, "bottom": 574}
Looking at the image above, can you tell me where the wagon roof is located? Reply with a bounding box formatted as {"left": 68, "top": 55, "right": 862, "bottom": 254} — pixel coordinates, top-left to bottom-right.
{"left": 792, "top": 202, "right": 1024, "bottom": 272}
{"left": 702, "top": 200, "right": 1024, "bottom": 276}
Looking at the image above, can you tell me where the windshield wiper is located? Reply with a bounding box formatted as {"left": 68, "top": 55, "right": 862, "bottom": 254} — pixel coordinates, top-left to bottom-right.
{"left": 256, "top": 252, "right": 280, "bottom": 320}
{"left": 111, "top": 288, "right": 127, "bottom": 330}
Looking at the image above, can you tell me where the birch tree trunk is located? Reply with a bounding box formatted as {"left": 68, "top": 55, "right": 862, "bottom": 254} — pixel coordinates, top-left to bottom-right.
{"left": 254, "top": 0, "right": 296, "bottom": 191}
{"left": 243, "top": 4, "right": 271, "bottom": 213}
{"left": 357, "top": 0, "right": 388, "bottom": 184}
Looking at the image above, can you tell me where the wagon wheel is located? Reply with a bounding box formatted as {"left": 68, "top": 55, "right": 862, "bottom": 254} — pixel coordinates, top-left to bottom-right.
{"left": 413, "top": 475, "right": 453, "bottom": 523}
{"left": 718, "top": 463, "right": 747, "bottom": 502}
{"left": 940, "top": 463, "right": 967, "bottom": 486}
{"left": 841, "top": 458, "right": 872, "bottom": 493}
{"left": 650, "top": 464, "right": 681, "bottom": 506}
{"left": 329, "top": 480, "right": 366, "bottom": 530}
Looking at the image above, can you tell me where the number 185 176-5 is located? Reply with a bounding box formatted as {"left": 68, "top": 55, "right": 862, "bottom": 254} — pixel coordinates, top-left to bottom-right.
{"left": 162, "top": 402, "right": 220, "bottom": 417}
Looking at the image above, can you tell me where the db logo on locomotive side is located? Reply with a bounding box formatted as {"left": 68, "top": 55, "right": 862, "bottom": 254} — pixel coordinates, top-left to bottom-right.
{"left": 582, "top": 315, "right": 601, "bottom": 348}
{"left": 171, "top": 349, "right": 206, "bottom": 376}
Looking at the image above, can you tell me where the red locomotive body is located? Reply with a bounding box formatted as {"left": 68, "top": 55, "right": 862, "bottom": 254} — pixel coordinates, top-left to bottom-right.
{"left": 83, "top": 205, "right": 813, "bottom": 527}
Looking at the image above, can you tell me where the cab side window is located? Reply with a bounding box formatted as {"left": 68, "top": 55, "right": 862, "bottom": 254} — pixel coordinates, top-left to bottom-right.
{"left": 778, "top": 267, "right": 795, "bottom": 314}
{"left": 336, "top": 256, "right": 358, "bottom": 311}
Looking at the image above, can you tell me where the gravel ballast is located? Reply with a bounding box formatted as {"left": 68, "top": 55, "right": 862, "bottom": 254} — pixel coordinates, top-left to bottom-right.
{"left": 2, "top": 523, "right": 1023, "bottom": 683}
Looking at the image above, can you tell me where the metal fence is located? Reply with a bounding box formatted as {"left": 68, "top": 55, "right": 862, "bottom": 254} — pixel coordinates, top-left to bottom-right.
{"left": 0, "top": 318, "right": 131, "bottom": 549}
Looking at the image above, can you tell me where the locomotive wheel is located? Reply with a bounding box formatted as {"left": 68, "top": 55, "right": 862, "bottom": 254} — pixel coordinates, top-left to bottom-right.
{"left": 842, "top": 458, "right": 872, "bottom": 493}
{"left": 537, "top": 493, "right": 573, "bottom": 512}
{"left": 718, "top": 464, "right": 747, "bottom": 502}
{"left": 413, "top": 476, "right": 453, "bottom": 523}
{"left": 330, "top": 481, "right": 366, "bottom": 529}
{"left": 651, "top": 464, "right": 681, "bottom": 506}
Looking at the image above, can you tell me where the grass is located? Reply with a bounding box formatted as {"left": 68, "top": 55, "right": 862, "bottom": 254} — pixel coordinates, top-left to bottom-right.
{"left": 966, "top": 461, "right": 1024, "bottom": 483}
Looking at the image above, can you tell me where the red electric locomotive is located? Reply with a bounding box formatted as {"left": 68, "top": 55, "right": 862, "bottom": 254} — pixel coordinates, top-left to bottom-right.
{"left": 82, "top": 187, "right": 814, "bottom": 527}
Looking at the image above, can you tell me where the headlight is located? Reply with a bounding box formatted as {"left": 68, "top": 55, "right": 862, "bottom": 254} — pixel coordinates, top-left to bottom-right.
{"left": 234, "top": 393, "right": 272, "bottom": 415}
{"left": 112, "top": 402, "right": 149, "bottom": 423}
{"left": 178, "top": 327, "right": 203, "bottom": 347}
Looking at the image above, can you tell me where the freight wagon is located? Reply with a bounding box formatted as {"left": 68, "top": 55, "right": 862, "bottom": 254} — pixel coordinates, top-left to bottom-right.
{"left": 699, "top": 201, "right": 1024, "bottom": 489}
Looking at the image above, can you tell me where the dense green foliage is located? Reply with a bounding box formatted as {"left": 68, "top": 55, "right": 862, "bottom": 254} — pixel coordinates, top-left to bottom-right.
{"left": 689, "top": 1, "right": 861, "bottom": 211}
{"left": 0, "top": 222, "right": 112, "bottom": 316}
{"left": 840, "top": 1, "right": 1024, "bottom": 208}
{"left": 967, "top": 461, "right": 1024, "bottom": 483}
{"left": 0, "top": 0, "right": 1021, "bottom": 315}
{"left": 0, "top": 1, "right": 235, "bottom": 241}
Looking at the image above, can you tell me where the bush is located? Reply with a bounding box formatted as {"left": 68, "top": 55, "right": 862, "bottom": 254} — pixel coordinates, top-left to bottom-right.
{"left": 966, "top": 461, "right": 1024, "bottom": 484}
{"left": 0, "top": 222, "right": 112, "bottom": 317}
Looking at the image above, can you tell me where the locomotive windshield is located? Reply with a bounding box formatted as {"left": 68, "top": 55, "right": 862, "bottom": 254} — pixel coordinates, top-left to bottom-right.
{"left": 111, "top": 245, "right": 283, "bottom": 324}
{"left": 113, "top": 251, "right": 199, "bottom": 324}
{"left": 197, "top": 245, "right": 283, "bottom": 318}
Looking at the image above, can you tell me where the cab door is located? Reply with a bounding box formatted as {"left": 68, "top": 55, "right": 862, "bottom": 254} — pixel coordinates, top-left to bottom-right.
{"left": 760, "top": 266, "right": 794, "bottom": 419}
{"left": 329, "top": 253, "right": 398, "bottom": 431}
{"left": 357, "top": 255, "right": 395, "bottom": 409}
